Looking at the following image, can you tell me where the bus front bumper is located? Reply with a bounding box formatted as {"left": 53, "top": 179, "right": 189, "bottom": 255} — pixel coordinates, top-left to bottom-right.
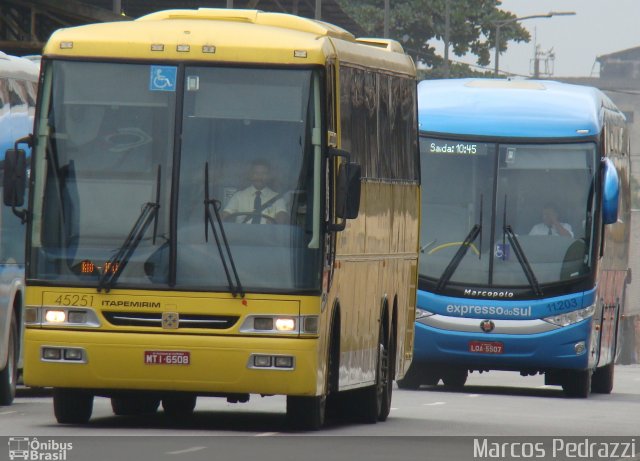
{"left": 24, "top": 328, "right": 321, "bottom": 396}
{"left": 412, "top": 316, "right": 592, "bottom": 371}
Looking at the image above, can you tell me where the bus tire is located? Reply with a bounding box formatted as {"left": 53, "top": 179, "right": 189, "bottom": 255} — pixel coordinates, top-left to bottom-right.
{"left": 162, "top": 395, "right": 197, "bottom": 419}
{"left": 442, "top": 368, "right": 468, "bottom": 389}
{"left": 353, "top": 320, "right": 388, "bottom": 424}
{"left": 0, "top": 315, "right": 18, "bottom": 406}
{"left": 562, "top": 369, "right": 591, "bottom": 398}
{"left": 591, "top": 362, "right": 615, "bottom": 394}
{"left": 111, "top": 396, "right": 160, "bottom": 416}
{"left": 378, "top": 326, "right": 395, "bottom": 421}
{"left": 286, "top": 395, "right": 325, "bottom": 431}
{"left": 397, "top": 363, "right": 422, "bottom": 390}
{"left": 54, "top": 389, "right": 93, "bottom": 424}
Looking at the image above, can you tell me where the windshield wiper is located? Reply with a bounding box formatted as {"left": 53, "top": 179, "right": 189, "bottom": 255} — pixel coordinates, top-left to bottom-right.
{"left": 434, "top": 195, "right": 483, "bottom": 291}
{"left": 97, "top": 166, "right": 161, "bottom": 292}
{"left": 435, "top": 223, "right": 481, "bottom": 292}
{"left": 204, "top": 162, "right": 244, "bottom": 298}
{"left": 503, "top": 225, "right": 542, "bottom": 296}
{"left": 500, "top": 196, "right": 541, "bottom": 296}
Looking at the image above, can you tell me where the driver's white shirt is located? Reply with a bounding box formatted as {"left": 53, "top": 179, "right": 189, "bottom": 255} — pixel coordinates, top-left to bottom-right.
{"left": 529, "top": 222, "right": 574, "bottom": 237}
{"left": 223, "top": 185, "right": 287, "bottom": 223}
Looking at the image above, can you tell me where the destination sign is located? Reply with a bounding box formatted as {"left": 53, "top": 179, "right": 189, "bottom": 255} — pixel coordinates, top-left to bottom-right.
{"left": 425, "top": 139, "right": 489, "bottom": 156}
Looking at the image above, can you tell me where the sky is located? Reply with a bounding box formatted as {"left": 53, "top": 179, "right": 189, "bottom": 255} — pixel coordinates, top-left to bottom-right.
{"left": 442, "top": 0, "right": 640, "bottom": 77}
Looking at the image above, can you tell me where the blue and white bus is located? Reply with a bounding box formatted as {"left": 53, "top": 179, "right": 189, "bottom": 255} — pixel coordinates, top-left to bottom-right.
{"left": 0, "top": 52, "right": 38, "bottom": 405}
{"left": 402, "top": 79, "right": 630, "bottom": 398}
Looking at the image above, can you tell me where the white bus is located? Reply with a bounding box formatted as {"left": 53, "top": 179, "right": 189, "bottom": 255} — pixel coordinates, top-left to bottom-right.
{"left": 0, "top": 52, "right": 39, "bottom": 405}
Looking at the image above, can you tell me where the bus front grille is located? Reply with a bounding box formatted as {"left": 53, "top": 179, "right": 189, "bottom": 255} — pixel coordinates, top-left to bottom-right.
{"left": 102, "top": 312, "right": 239, "bottom": 329}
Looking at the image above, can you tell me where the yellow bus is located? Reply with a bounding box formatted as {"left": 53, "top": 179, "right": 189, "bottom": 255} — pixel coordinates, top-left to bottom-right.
{"left": 5, "top": 8, "right": 419, "bottom": 429}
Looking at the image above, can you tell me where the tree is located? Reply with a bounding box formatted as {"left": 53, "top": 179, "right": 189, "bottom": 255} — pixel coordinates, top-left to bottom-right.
{"left": 338, "top": 0, "right": 530, "bottom": 76}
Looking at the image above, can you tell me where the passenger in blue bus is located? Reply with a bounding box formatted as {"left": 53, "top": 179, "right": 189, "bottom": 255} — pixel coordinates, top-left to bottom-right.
{"left": 222, "top": 159, "right": 288, "bottom": 224}
{"left": 529, "top": 203, "right": 573, "bottom": 237}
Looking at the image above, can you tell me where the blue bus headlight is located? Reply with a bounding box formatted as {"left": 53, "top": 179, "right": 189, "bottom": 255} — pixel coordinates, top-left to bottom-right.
{"left": 416, "top": 308, "right": 435, "bottom": 320}
{"left": 543, "top": 304, "right": 595, "bottom": 327}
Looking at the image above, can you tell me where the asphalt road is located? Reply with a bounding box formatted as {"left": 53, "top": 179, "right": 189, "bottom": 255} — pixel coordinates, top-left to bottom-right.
{"left": 1, "top": 366, "right": 639, "bottom": 461}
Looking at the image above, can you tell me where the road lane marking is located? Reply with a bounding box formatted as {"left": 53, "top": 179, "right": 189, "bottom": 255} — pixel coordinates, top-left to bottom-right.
{"left": 0, "top": 411, "right": 16, "bottom": 415}
{"left": 423, "top": 401, "right": 446, "bottom": 406}
{"left": 255, "top": 432, "right": 279, "bottom": 437}
{"left": 390, "top": 407, "right": 398, "bottom": 411}
{"left": 166, "top": 446, "right": 206, "bottom": 455}
{"left": 467, "top": 394, "right": 480, "bottom": 397}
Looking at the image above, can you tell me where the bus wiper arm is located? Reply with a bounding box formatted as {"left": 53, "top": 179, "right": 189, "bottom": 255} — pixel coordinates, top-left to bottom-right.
{"left": 435, "top": 224, "right": 481, "bottom": 292}
{"left": 97, "top": 166, "right": 161, "bottom": 293}
{"left": 503, "top": 224, "right": 542, "bottom": 296}
{"left": 204, "top": 162, "right": 244, "bottom": 298}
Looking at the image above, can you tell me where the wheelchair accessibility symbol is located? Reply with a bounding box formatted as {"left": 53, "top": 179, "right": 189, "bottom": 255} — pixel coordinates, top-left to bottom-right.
{"left": 149, "top": 66, "right": 177, "bottom": 91}
{"left": 495, "top": 242, "right": 510, "bottom": 261}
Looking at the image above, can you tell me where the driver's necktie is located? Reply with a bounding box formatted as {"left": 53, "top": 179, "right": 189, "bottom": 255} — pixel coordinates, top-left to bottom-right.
{"left": 252, "top": 190, "right": 262, "bottom": 224}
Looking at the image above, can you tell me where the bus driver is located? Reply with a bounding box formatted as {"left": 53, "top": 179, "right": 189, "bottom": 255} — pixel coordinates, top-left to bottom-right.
{"left": 222, "top": 159, "right": 288, "bottom": 224}
{"left": 529, "top": 203, "right": 573, "bottom": 237}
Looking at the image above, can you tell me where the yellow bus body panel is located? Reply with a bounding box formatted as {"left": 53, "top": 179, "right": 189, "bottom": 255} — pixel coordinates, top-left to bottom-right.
{"left": 42, "top": 9, "right": 414, "bottom": 76}
{"left": 25, "top": 287, "right": 323, "bottom": 395}
{"left": 25, "top": 329, "right": 319, "bottom": 395}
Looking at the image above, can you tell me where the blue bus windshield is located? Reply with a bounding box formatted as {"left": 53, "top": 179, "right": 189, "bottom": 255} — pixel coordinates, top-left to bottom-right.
{"left": 419, "top": 137, "right": 597, "bottom": 288}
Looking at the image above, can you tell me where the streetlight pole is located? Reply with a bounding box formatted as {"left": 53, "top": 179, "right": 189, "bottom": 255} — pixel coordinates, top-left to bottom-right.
{"left": 493, "top": 11, "right": 575, "bottom": 77}
{"left": 443, "top": 0, "right": 450, "bottom": 77}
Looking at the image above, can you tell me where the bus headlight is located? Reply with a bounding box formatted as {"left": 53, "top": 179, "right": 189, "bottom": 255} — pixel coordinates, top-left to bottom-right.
{"left": 543, "top": 304, "right": 595, "bottom": 327}
{"left": 27, "top": 307, "right": 101, "bottom": 327}
{"left": 275, "top": 318, "right": 296, "bottom": 331}
{"left": 45, "top": 310, "right": 66, "bottom": 323}
{"left": 241, "top": 315, "right": 318, "bottom": 335}
{"left": 416, "top": 308, "right": 435, "bottom": 319}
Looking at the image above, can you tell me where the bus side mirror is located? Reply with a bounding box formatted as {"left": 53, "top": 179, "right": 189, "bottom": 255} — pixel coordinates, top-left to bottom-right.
{"left": 602, "top": 157, "right": 619, "bottom": 225}
{"left": 336, "top": 162, "right": 361, "bottom": 220}
{"left": 3, "top": 148, "right": 27, "bottom": 208}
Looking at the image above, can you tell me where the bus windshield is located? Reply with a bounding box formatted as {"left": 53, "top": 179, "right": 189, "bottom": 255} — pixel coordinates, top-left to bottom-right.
{"left": 29, "top": 61, "right": 322, "bottom": 293}
{"left": 420, "top": 137, "right": 597, "bottom": 289}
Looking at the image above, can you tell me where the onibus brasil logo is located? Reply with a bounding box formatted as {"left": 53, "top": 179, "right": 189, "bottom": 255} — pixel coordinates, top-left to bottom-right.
{"left": 8, "top": 437, "right": 73, "bottom": 460}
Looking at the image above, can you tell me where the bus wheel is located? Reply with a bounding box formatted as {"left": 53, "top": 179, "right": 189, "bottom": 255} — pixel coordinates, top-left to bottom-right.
{"left": 442, "top": 368, "right": 468, "bottom": 389}
{"left": 162, "top": 395, "right": 197, "bottom": 419}
{"left": 378, "top": 327, "right": 395, "bottom": 421}
{"left": 111, "top": 396, "right": 160, "bottom": 416}
{"left": 0, "top": 315, "right": 18, "bottom": 405}
{"left": 353, "top": 322, "right": 388, "bottom": 424}
{"left": 562, "top": 370, "right": 591, "bottom": 398}
{"left": 397, "top": 363, "right": 422, "bottom": 390}
{"left": 591, "top": 362, "right": 615, "bottom": 394}
{"left": 286, "top": 395, "right": 325, "bottom": 430}
{"left": 54, "top": 389, "right": 93, "bottom": 424}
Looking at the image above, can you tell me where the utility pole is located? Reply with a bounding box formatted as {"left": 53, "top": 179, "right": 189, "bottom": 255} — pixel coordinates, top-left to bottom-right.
{"left": 112, "top": 0, "right": 121, "bottom": 14}
{"left": 531, "top": 45, "right": 555, "bottom": 78}
{"left": 533, "top": 44, "right": 541, "bottom": 78}
{"left": 443, "top": 0, "right": 450, "bottom": 77}
{"left": 315, "top": 0, "right": 322, "bottom": 19}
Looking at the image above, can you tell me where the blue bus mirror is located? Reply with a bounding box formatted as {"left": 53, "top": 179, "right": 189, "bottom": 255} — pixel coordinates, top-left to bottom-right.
{"left": 602, "top": 157, "right": 619, "bottom": 225}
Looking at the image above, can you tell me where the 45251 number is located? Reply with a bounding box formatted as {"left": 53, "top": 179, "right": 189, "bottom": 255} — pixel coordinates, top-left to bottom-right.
{"left": 54, "top": 294, "right": 94, "bottom": 307}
